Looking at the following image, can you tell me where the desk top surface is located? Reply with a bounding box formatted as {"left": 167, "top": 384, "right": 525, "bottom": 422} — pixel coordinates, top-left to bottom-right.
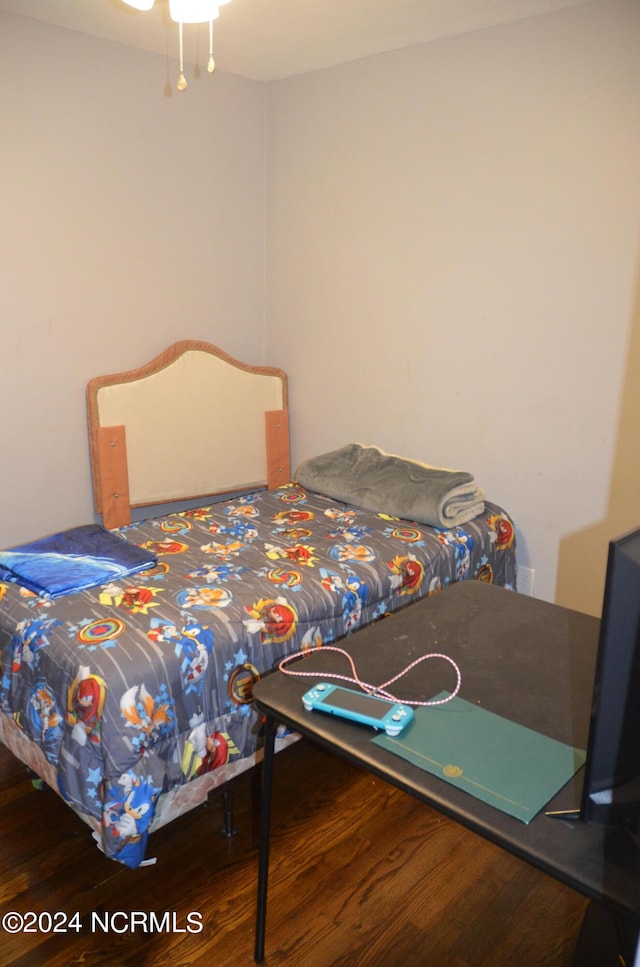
{"left": 253, "top": 581, "right": 640, "bottom": 917}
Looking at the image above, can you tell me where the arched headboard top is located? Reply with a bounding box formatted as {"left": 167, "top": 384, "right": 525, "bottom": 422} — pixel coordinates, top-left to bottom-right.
{"left": 87, "top": 341, "right": 290, "bottom": 528}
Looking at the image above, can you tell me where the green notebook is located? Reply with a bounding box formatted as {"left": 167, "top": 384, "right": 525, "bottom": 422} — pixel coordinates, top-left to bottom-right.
{"left": 373, "top": 692, "right": 586, "bottom": 824}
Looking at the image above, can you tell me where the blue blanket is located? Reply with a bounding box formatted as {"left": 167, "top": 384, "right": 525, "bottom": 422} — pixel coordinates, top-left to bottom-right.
{"left": 0, "top": 524, "right": 157, "bottom": 599}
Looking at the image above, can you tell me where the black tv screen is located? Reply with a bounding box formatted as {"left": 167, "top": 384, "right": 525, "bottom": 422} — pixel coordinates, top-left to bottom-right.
{"left": 581, "top": 526, "right": 640, "bottom": 826}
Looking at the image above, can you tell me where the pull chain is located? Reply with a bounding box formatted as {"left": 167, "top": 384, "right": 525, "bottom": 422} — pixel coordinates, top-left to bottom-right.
{"left": 177, "top": 21, "right": 187, "bottom": 91}
{"left": 208, "top": 19, "right": 216, "bottom": 73}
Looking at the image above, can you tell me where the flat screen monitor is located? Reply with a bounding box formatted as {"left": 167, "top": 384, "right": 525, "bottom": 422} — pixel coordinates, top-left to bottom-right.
{"left": 581, "top": 526, "right": 640, "bottom": 829}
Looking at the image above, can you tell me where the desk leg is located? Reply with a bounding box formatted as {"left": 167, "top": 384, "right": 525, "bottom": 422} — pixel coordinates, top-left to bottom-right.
{"left": 255, "top": 714, "right": 277, "bottom": 963}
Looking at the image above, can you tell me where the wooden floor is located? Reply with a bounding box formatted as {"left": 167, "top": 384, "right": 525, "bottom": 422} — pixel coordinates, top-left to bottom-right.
{"left": 0, "top": 737, "right": 588, "bottom": 967}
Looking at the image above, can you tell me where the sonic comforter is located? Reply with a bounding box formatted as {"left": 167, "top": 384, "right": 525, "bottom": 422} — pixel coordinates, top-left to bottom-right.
{"left": 0, "top": 484, "right": 516, "bottom": 868}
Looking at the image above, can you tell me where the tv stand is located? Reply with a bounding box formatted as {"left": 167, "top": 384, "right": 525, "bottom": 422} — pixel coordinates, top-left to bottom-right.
{"left": 583, "top": 773, "right": 640, "bottom": 831}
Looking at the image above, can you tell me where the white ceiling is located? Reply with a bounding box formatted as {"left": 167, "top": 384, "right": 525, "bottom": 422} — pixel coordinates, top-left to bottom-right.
{"left": 0, "top": 0, "right": 593, "bottom": 81}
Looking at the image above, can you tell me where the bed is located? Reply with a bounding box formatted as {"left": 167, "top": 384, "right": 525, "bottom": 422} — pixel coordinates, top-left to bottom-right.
{"left": 0, "top": 341, "right": 517, "bottom": 868}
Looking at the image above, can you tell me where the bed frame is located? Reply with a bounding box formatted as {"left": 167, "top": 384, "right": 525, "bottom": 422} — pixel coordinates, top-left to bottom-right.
{"left": 86, "top": 340, "right": 291, "bottom": 529}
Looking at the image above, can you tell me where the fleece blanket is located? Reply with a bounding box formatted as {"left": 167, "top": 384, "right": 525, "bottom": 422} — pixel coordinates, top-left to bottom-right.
{"left": 0, "top": 524, "right": 157, "bottom": 599}
{"left": 296, "top": 444, "right": 485, "bottom": 528}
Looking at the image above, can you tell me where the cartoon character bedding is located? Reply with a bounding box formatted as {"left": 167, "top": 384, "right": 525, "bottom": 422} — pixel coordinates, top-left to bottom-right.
{"left": 0, "top": 480, "right": 516, "bottom": 869}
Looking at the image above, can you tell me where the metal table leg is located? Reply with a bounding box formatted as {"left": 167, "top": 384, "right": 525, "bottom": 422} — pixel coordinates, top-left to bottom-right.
{"left": 254, "top": 714, "right": 277, "bottom": 963}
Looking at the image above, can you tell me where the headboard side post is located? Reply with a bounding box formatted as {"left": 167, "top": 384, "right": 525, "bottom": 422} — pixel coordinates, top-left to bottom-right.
{"left": 86, "top": 380, "right": 103, "bottom": 515}
{"left": 265, "top": 409, "right": 291, "bottom": 489}
{"left": 97, "top": 426, "right": 132, "bottom": 529}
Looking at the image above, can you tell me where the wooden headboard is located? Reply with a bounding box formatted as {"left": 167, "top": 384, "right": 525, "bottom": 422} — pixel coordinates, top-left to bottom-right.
{"left": 87, "top": 341, "right": 290, "bottom": 529}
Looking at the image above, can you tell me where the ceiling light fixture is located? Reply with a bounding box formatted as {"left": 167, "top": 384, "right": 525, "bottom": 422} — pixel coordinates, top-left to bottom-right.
{"left": 120, "top": 0, "right": 233, "bottom": 92}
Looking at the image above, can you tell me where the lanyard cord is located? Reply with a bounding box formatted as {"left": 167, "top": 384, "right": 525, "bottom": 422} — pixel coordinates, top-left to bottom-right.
{"left": 278, "top": 645, "right": 461, "bottom": 707}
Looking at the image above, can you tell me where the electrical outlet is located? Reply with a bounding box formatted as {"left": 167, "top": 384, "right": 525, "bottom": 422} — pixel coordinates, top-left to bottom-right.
{"left": 518, "top": 566, "right": 535, "bottom": 596}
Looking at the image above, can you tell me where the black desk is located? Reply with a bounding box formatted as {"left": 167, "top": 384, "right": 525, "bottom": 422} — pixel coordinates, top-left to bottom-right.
{"left": 252, "top": 582, "right": 640, "bottom": 963}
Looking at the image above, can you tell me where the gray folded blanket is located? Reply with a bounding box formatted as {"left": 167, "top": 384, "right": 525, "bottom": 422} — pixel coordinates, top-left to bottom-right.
{"left": 296, "top": 444, "right": 485, "bottom": 528}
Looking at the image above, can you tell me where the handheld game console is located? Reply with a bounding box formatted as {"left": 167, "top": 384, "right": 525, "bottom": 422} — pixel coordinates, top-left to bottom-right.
{"left": 302, "top": 682, "right": 414, "bottom": 737}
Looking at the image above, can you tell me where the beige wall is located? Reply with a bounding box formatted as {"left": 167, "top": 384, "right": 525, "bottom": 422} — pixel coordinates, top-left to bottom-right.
{"left": 556, "top": 270, "right": 640, "bottom": 614}
{"left": 2, "top": 3, "right": 639, "bottom": 616}
{"left": 0, "top": 12, "right": 267, "bottom": 547}
{"left": 266, "top": 0, "right": 640, "bottom": 613}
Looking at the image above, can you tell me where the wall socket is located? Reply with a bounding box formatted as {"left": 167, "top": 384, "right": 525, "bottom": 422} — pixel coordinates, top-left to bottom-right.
{"left": 517, "top": 566, "right": 535, "bottom": 596}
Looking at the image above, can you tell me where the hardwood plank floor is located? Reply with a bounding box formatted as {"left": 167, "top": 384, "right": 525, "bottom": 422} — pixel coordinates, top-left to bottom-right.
{"left": 0, "top": 737, "right": 588, "bottom": 966}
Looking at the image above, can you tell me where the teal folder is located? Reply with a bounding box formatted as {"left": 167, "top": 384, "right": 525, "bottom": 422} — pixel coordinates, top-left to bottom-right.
{"left": 373, "top": 692, "right": 586, "bottom": 823}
